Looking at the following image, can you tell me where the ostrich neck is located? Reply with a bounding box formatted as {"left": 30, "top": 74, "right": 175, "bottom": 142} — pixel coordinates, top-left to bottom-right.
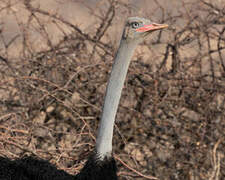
{"left": 96, "top": 39, "right": 138, "bottom": 158}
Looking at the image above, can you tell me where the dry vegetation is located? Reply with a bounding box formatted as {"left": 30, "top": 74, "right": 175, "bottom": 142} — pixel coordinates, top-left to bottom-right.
{"left": 0, "top": 0, "right": 225, "bottom": 179}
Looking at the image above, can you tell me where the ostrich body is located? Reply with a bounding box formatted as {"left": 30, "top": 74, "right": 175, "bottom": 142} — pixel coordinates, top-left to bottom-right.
{"left": 0, "top": 17, "right": 167, "bottom": 180}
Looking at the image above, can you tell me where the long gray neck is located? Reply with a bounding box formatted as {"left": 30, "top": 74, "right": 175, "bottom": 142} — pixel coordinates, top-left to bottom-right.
{"left": 96, "top": 39, "right": 138, "bottom": 159}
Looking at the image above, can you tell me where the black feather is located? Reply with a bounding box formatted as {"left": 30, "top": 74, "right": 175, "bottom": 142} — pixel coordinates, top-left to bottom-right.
{"left": 0, "top": 152, "right": 117, "bottom": 180}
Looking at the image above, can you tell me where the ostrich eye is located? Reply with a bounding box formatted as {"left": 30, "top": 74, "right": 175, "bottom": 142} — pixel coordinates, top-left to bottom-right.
{"left": 131, "top": 22, "right": 139, "bottom": 29}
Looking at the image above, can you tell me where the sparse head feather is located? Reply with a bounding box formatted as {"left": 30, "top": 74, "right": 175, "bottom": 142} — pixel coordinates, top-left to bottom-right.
{"left": 126, "top": 17, "right": 151, "bottom": 26}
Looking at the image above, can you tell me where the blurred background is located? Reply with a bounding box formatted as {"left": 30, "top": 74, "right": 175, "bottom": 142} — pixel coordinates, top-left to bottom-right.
{"left": 0, "top": 0, "right": 224, "bottom": 179}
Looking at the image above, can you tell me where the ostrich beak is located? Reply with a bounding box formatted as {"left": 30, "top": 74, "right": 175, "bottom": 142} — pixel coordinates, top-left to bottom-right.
{"left": 136, "top": 23, "right": 168, "bottom": 32}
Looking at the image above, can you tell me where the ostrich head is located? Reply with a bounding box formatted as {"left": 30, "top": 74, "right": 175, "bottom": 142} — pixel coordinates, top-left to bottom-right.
{"left": 122, "top": 17, "right": 168, "bottom": 43}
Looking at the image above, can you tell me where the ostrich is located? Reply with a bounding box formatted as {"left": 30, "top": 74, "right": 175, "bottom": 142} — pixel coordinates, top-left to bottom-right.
{"left": 0, "top": 17, "right": 168, "bottom": 180}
